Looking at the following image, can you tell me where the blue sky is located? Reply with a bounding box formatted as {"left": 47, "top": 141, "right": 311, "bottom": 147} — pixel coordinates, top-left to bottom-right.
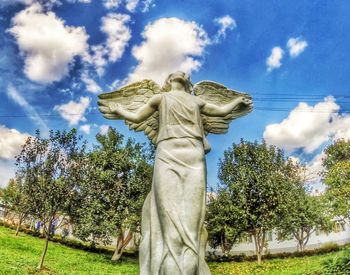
{"left": 0, "top": 0, "right": 350, "bottom": 189}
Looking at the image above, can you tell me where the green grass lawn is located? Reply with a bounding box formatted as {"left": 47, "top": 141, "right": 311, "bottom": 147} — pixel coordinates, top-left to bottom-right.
{"left": 0, "top": 225, "right": 343, "bottom": 274}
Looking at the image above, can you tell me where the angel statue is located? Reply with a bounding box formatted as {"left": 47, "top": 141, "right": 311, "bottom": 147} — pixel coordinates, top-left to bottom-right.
{"left": 98, "top": 71, "right": 253, "bottom": 275}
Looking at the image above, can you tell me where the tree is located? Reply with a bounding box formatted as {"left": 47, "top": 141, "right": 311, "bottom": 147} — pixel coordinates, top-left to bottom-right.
{"left": 218, "top": 139, "right": 291, "bottom": 263}
{"left": 2, "top": 178, "right": 30, "bottom": 235}
{"left": 206, "top": 190, "right": 247, "bottom": 256}
{"left": 71, "top": 127, "right": 152, "bottom": 261}
{"left": 15, "top": 129, "right": 87, "bottom": 270}
{"left": 323, "top": 139, "right": 350, "bottom": 172}
{"left": 325, "top": 161, "right": 350, "bottom": 221}
{"left": 276, "top": 161, "right": 332, "bottom": 252}
{"left": 323, "top": 139, "right": 350, "bottom": 222}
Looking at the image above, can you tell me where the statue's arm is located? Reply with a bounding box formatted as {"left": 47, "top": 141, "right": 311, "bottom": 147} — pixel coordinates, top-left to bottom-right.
{"left": 109, "top": 94, "right": 162, "bottom": 123}
{"left": 201, "top": 96, "right": 252, "bottom": 116}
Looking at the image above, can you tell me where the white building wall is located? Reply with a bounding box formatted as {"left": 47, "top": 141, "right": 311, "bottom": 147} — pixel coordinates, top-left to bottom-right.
{"left": 224, "top": 221, "right": 350, "bottom": 255}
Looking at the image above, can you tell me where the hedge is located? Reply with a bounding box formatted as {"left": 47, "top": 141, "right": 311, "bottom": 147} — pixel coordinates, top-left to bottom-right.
{"left": 1, "top": 220, "right": 347, "bottom": 263}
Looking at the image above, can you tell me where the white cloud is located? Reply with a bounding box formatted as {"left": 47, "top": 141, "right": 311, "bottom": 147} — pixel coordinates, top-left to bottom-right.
{"left": 1, "top": 0, "right": 91, "bottom": 8}
{"left": 127, "top": 17, "right": 209, "bottom": 84}
{"left": 84, "top": 45, "right": 108, "bottom": 76}
{"left": 126, "top": 0, "right": 139, "bottom": 12}
{"left": 0, "top": 0, "right": 33, "bottom": 6}
{"left": 1, "top": 0, "right": 61, "bottom": 9}
{"left": 82, "top": 13, "right": 131, "bottom": 78}
{"left": 141, "top": 0, "right": 154, "bottom": 12}
{"left": 266, "top": 46, "right": 284, "bottom": 71}
{"left": 109, "top": 78, "right": 121, "bottom": 90}
{"left": 263, "top": 96, "right": 350, "bottom": 154}
{"left": 213, "top": 15, "right": 236, "bottom": 43}
{"left": 81, "top": 72, "right": 102, "bottom": 93}
{"left": 333, "top": 116, "right": 350, "bottom": 140}
{"left": 54, "top": 96, "right": 90, "bottom": 126}
{"left": 8, "top": 3, "right": 89, "bottom": 84}
{"left": 101, "top": 13, "right": 131, "bottom": 62}
{"left": 79, "top": 124, "right": 91, "bottom": 134}
{"left": 287, "top": 37, "right": 308, "bottom": 58}
{"left": 103, "top": 0, "right": 122, "bottom": 9}
{"left": 7, "top": 85, "right": 49, "bottom": 133}
{"left": 0, "top": 160, "right": 16, "bottom": 188}
{"left": 305, "top": 152, "right": 325, "bottom": 183}
{"left": 99, "top": 125, "right": 110, "bottom": 135}
{"left": 0, "top": 125, "right": 30, "bottom": 160}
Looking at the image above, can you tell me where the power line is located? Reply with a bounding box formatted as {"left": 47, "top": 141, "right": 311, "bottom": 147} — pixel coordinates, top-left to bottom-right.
{"left": 1, "top": 106, "right": 350, "bottom": 119}
{"left": 254, "top": 107, "right": 350, "bottom": 113}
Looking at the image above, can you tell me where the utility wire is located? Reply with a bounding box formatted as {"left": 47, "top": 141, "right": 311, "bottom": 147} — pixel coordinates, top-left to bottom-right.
{"left": 1, "top": 106, "right": 350, "bottom": 119}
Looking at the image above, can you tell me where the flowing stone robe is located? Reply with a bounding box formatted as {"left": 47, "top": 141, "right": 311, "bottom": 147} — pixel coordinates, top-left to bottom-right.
{"left": 139, "top": 91, "right": 211, "bottom": 275}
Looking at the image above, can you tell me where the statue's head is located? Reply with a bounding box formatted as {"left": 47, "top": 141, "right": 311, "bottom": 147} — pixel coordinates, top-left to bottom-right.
{"left": 164, "top": 71, "right": 193, "bottom": 93}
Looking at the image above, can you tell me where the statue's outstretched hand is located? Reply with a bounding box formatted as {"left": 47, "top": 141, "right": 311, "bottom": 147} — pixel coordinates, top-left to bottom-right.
{"left": 237, "top": 96, "right": 253, "bottom": 107}
{"left": 109, "top": 102, "right": 121, "bottom": 114}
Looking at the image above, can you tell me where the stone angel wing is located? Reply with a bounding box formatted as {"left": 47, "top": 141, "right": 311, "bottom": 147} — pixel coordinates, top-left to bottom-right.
{"left": 98, "top": 80, "right": 162, "bottom": 144}
{"left": 193, "top": 81, "right": 253, "bottom": 135}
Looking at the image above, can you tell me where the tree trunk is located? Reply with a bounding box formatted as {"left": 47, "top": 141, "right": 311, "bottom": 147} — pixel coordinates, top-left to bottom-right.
{"left": 253, "top": 229, "right": 265, "bottom": 264}
{"left": 111, "top": 229, "right": 133, "bottom": 262}
{"left": 15, "top": 218, "right": 22, "bottom": 236}
{"left": 257, "top": 251, "right": 262, "bottom": 264}
{"left": 295, "top": 228, "right": 310, "bottom": 252}
{"left": 298, "top": 239, "right": 304, "bottom": 252}
{"left": 37, "top": 222, "right": 51, "bottom": 270}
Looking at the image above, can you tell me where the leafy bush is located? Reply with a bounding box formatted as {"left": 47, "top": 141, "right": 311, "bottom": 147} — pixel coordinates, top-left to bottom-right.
{"left": 206, "top": 243, "right": 343, "bottom": 263}
{"left": 320, "top": 242, "right": 340, "bottom": 252}
{"left": 320, "top": 249, "right": 350, "bottom": 274}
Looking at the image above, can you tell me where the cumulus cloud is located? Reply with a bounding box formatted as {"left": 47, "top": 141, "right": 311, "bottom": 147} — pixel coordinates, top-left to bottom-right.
{"left": 8, "top": 3, "right": 89, "bottom": 84}
{"left": 126, "top": 0, "right": 139, "bottom": 12}
{"left": 82, "top": 13, "right": 131, "bottom": 79}
{"left": 305, "top": 152, "right": 325, "bottom": 182}
{"left": 213, "top": 15, "right": 236, "bottom": 43}
{"left": 0, "top": 125, "right": 30, "bottom": 160}
{"left": 287, "top": 37, "right": 308, "bottom": 58}
{"left": 103, "top": 0, "right": 122, "bottom": 9}
{"left": 0, "top": 160, "right": 17, "bottom": 188}
{"left": 1, "top": 0, "right": 61, "bottom": 9}
{"left": 127, "top": 17, "right": 209, "bottom": 84}
{"left": 54, "top": 96, "right": 90, "bottom": 126}
{"left": 141, "top": 0, "right": 154, "bottom": 12}
{"left": 101, "top": 13, "right": 131, "bottom": 62}
{"left": 81, "top": 71, "right": 102, "bottom": 93}
{"left": 79, "top": 124, "right": 91, "bottom": 134}
{"left": 0, "top": 0, "right": 34, "bottom": 6}
{"left": 7, "top": 85, "right": 49, "bottom": 133}
{"left": 263, "top": 96, "right": 350, "bottom": 154}
{"left": 266, "top": 46, "right": 284, "bottom": 71}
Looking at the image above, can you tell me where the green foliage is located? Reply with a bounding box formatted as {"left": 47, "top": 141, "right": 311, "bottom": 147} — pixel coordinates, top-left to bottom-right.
{"left": 14, "top": 128, "right": 87, "bottom": 269}
{"left": 320, "top": 249, "right": 350, "bottom": 275}
{"left": 71, "top": 127, "right": 152, "bottom": 253}
{"left": 2, "top": 179, "right": 22, "bottom": 209}
{"left": 207, "top": 243, "right": 342, "bottom": 263}
{"left": 324, "top": 161, "right": 350, "bottom": 218}
{"left": 323, "top": 139, "right": 350, "bottom": 172}
{"left": 15, "top": 129, "right": 86, "bottom": 229}
{"left": 217, "top": 139, "right": 292, "bottom": 262}
{"left": 206, "top": 191, "right": 247, "bottom": 255}
{"left": 323, "top": 139, "right": 350, "bottom": 220}
{"left": 276, "top": 162, "right": 332, "bottom": 252}
{"left": 2, "top": 178, "right": 29, "bottom": 225}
